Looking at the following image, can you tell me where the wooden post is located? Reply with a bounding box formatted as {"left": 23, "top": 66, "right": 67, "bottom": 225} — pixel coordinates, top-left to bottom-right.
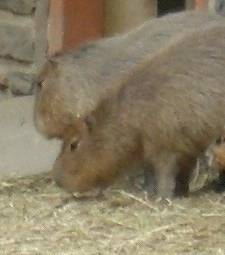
{"left": 47, "top": 0, "right": 105, "bottom": 56}
{"left": 186, "top": 0, "right": 195, "bottom": 10}
{"left": 195, "top": 0, "right": 209, "bottom": 10}
{"left": 47, "top": 0, "right": 64, "bottom": 56}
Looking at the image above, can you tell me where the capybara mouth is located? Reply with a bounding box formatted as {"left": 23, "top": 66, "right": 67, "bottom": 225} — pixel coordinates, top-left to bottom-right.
{"left": 54, "top": 176, "right": 103, "bottom": 198}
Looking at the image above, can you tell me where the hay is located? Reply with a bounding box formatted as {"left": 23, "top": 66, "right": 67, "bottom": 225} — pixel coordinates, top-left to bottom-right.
{"left": 0, "top": 162, "right": 225, "bottom": 255}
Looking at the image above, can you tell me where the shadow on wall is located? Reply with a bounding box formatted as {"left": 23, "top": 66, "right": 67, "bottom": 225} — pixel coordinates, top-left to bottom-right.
{"left": 104, "top": 0, "right": 188, "bottom": 37}
{"left": 214, "top": 0, "right": 225, "bottom": 15}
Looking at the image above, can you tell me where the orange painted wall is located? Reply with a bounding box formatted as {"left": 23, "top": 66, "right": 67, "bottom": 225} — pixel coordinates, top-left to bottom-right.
{"left": 195, "top": 0, "right": 208, "bottom": 10}
{"left": 63, "top": 0, "right": 104, "bottom": 52}
{"left": 47, "top": 0, "right": 208, "bottom": 56}
{"left": 48, "top": 0, "right": 104, "bottom": 56}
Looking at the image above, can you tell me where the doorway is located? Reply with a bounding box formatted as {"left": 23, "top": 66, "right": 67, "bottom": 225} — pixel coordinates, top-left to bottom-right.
{"left": 157, "top": 0, "right": 186, "bottom": 16}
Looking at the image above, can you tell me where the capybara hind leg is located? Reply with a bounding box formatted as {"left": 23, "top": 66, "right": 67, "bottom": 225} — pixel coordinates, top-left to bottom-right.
{"left": 213, "top": 171, "right": 225, "bottom": 193}
{"left": 211, "top": 141, "right": 225, "bottom": 192}
{"left": 175, "top": 156, "right": 197, "bottom": 197}
{"left": 153, "top": 155, "right": 178, "bottom": 200}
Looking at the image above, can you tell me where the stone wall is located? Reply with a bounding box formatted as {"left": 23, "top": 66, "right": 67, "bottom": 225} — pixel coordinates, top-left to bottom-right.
{"left": 209, "top": 0, "right": 225, "bottom": 15}
{"left": 0, "top": 0, "right": 49, "bottom": 99}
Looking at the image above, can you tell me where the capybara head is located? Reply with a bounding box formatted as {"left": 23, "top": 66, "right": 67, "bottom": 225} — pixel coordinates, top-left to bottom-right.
{"left": 33, "top": 60, "right": 85, "bottom": 139}
{"left": 52, "top": 100, "right": 143, "bottom": 193}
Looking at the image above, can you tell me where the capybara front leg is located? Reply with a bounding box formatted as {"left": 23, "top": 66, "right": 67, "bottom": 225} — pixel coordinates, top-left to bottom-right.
{"left": 142, "top": 163, "right": 156, "bottom": 196}
{"left": 153, "top": 154, "right": 178, "bottom": 200}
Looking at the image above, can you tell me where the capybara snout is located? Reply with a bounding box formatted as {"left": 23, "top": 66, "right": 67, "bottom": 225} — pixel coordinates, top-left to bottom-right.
{"left": 33, "top": 61, "right": 65, "bottom": 139}
{"left": 33, "top": 61, "right": 78, "bottom": 139}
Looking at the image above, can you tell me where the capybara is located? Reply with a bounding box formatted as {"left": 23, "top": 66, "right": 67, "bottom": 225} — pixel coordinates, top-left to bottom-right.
{"left": 33, "top": 10, "right": 221, "bottom": 139}
{"left": 52, "top": 22, "right": 225, "bottom": 199}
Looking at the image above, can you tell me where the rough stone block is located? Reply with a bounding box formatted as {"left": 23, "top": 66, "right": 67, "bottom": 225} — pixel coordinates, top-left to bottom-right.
{"left": 0, "top": 58, "right": 35, "bottom": 90}
{"left": 8, "top": 72, "right": 34, "bottom": 96}
{"left": 0, "top": 21, "right": 35, "bottom": 62}
{"left": 0, "top": 0, "right": 37, "bottom": 15}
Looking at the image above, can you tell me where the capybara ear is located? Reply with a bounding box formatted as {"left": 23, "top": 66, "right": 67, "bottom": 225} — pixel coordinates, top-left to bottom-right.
{"left": 47, "top": 58, "right": 59, "bottom": 70}
{"left": 84, "top": 97, "right": 116, "bottom": 132}
{"left": 34, "top": 59, "right": 58, "bottom": 91}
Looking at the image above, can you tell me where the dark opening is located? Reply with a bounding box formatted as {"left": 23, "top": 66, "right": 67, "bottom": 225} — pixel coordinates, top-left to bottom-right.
{"left": 157, "top": 0, "right": 186, "bottom": 17}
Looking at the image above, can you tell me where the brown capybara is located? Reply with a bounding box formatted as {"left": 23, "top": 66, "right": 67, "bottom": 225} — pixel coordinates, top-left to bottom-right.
{"left": 33, "top": 10, "right": 221, "bottom": 140}
{"left": 52, "top": 22, "right": 225, "bottom": 199}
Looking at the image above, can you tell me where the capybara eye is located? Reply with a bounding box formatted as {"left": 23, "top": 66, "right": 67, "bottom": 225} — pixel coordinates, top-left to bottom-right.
{"left": 36, "top": 81, "right": 43, "bottom": 90}
{"left": 70, "top": 141, "right": 79, "bottom": 152}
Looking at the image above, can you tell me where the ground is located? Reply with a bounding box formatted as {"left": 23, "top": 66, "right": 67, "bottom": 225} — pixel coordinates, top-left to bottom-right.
{"left": 1, "top": 172, "right": 225, "bottom": 255}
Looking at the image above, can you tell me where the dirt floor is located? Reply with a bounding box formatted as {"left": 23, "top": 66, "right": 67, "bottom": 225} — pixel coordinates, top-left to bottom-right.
{"left": 1, "top": 170, "right": 225, "bottom": 255}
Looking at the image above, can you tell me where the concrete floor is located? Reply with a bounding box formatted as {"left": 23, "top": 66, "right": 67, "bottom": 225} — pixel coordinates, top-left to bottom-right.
{"left": 0, "top": 96, "right": 61, "bottom": 179}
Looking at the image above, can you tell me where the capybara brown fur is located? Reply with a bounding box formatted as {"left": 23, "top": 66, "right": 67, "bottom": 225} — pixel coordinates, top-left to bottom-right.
{"left": 52, "top": 22, "right": 225, "bottom": 199}
{"left": 33, "top": 10, "right": 221, "bottom": 139}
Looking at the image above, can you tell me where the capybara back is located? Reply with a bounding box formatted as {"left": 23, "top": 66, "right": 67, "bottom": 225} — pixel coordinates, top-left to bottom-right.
{"left": 33, "top": 10, "right": 221, "bottom": 139}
